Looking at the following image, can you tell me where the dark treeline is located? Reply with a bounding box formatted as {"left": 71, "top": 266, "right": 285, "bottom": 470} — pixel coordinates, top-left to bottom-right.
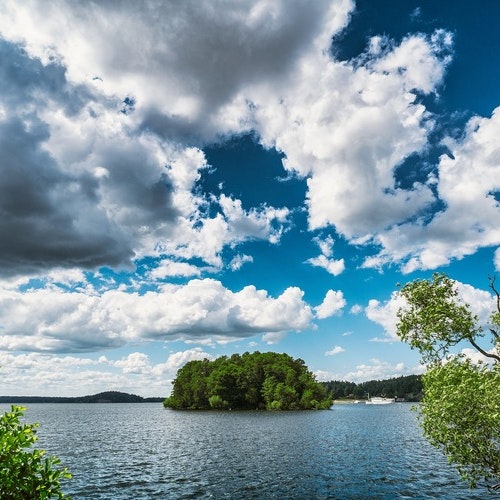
{"left": 0, "top": 391, "right": 164, "bottom": 404}
{"left": 321, "top": 374, "right": 423, "bottom": 401}
{"left": 164, "top": 351, "right": 332, "bottom": 410}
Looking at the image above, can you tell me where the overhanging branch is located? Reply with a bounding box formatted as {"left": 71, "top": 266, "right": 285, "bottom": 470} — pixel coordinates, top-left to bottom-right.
{"left": 469, "top": 337, "right": 500, "bottom": 363}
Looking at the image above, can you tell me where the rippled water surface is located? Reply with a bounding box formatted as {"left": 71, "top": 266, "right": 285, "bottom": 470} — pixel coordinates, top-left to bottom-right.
{"left": 17, "top": 402, "right": 490, "bottom": 499}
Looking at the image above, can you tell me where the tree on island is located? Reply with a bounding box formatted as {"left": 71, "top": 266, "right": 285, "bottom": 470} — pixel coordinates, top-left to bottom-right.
{"left": 396, "top": 273, "right": 500, "bottom": 490}
{"left": 0, "top": 405, "right": 71, "bottom": 499}
{"left": 164, "top": 352, "right": 332, "bottom": 410}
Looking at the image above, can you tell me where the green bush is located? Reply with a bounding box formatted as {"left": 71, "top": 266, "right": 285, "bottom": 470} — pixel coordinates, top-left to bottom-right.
{"left": 0, "top": 405, "right": 71, "bottom": 499}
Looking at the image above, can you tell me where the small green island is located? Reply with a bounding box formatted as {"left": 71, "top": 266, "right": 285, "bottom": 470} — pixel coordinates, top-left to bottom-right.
{"left": 163, "top": 351, "right": 332, "bottom": 410}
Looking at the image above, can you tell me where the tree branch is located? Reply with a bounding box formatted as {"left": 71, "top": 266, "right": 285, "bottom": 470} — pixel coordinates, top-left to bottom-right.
{"left": 469, "top": 337, "right": 500, "bottom": 363}
{"left": 489, "top": 275, "right": 500, "bottom": 313}
{"left": 490, "top": 328, "right": 500, "bottom": 342}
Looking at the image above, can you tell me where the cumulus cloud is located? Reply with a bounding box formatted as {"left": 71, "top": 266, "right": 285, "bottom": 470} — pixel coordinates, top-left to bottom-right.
{"left": 113, "top": 348, "right": 213, "bottom": 377}
{"left": 315, "top": 289, "right": 346, "bottom": 319}
{"left": 365, "top": 292, "right": 406, "bottom": 342}
{"left": 0, "top": 0, "right": 482, "bottom": 279}
{"left": 254, "top": 30, "right": 451, "bottom": 240}
{"left": 306, "top": 235, "right": 345, "bottom": 275}
{"left": 325, "top": 345, "right": 345, "bottom": 356}
{"left": 0, "top": 3, "right": 308, "bottom": 278}
{"left": 0, "top": 278, "right": 314, "bottom": 352}
{"left": 161, "top": 348, "right": 215, "bottom": 374}
{"left": 459, "top": 347, "right": 499, "bottom": 365}
{"left": 0, "top": 352, "right": 131, "bottom": 397}
{"left": 338, "top": 359, "right": 417, "bottom": 383}
{"left": 262, "top": 331, "right": 288, "bottom": 344}
{"left": 314, "top": 359, "right": 420, "bottom": 383}
{"left": 350, "top": 304, "right": 363, "bottom": 315}
{"left": 366, "top": 108, "right": 500, "bottom": 272}
{"left": 0, "top": 348, "right": 213, "bottom": 397}
{"left": 0, "top": 0, "right": 353, "bottom": 141}
{"left": 229, "top": 254, "right": 254, "bottom": 271}
{"left": 148, "top": 260, "right": 202, "bottom": 279}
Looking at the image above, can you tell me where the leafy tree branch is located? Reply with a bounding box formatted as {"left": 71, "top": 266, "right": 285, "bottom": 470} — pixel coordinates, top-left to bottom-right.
{"left": 396, "top": 273, "right": 500, "bottom": 491}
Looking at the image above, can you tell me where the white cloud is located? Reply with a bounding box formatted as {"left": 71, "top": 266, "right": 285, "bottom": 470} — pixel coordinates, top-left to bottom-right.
{"left": 161, "top": 348, "right": 214, "bottom": 375}
{"left": 229, "top": 254, "right": 254, "bottom": 271}
{"left": 314, "top": 369, "right": 337, "bottom": 382}
{"left": 307, "top": 255, "right": 346, "bottom": 276}
{"left": 0, "top": 278, "right": 314, "bottom": 352}
{"left": 113, "top": 352, "right": 151, "bottom": 375}
{"left": 314, "top": 359, "right": 421, "bottom": 383}
{"left": 349, "top": 304, "right": 363, "bottom": 315}
{"left": 459, "top": 347, "right": 499, "bottom": 365}
{"left": 371, "top": 30, "right": 452, "bottom": 94}
{"left": 315, "top": 289, "right": 346, "bottom": 319}
{"left": 366, "top": 108, "right": 500, "bottom": 272}
{"left": 0, "top": 348, "right": 214, "bottom": 397}
{"left": 325, "top": 345, "right": 345, "bottom": 356}
{"left": 365, "top": 292, "right": 406, "bottom": 341}
{"left": 0, "top": 0, "right": 353, "bottom": 142}
{"left": 0, "top": 352, "right": 138, "bottom": 397}
{"left": 339, "top": 359, "right": 417, "bottom": 383}
{"left": 0, "top": 4, "right": 303, "bottom": 278}
{"left": 306, "top": 236, "right": 345, "bottom": 275}
{"left": 149, "top": 260, "right": 202, "bottom": 279}
{"left": 262, "top": 331, "right": 287, "bottom": 344}
{"left": 253, "top": 29, "right": 449, "bottom": 241}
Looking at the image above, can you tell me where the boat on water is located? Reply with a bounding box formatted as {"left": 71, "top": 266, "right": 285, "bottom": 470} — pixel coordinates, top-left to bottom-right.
{"left": 365, "top": 396, "right": 395, "bottom": 405}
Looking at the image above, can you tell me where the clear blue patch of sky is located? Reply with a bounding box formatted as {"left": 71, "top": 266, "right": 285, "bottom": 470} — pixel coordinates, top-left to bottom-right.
{"left": 202, "top": 134, "right": 306, "bottom": 211}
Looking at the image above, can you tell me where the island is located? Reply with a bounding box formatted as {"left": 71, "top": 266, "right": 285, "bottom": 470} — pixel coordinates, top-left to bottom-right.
{"left": 163, "top": 352, "right": 333, "bottom": 410}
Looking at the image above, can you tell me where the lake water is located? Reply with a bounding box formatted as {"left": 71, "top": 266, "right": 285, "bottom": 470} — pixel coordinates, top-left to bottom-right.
{"left": 13, "top": 402, "right": 491, "bottom": 499}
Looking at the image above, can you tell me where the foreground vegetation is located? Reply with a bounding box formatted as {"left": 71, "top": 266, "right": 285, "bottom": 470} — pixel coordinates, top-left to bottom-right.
{"left": 0, "top": 405, "right": 71, "bottom": 499}
{"left": 164, "top": 352, "right": 332, "bottom": 410}
{"left": 397, "top": 273, "right": 500, "bottom": 490}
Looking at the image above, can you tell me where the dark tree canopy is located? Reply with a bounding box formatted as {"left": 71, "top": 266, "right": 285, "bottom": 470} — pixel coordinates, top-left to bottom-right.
{"left": 163, "top": 352, "right": 332, "bottom": 410}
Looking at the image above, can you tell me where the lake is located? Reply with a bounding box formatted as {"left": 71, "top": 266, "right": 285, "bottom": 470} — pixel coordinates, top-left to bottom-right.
{"left": 14, "top": 402, "right": 491, "bottom": 499}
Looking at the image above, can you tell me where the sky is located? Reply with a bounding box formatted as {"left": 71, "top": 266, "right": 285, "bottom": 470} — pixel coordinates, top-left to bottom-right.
{"left": 0, "top": 0, "right": 499, "bottom": 397}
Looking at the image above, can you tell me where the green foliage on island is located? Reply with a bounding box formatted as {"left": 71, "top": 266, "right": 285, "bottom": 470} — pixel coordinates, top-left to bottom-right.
{"left": 0, "top": 405, "right": 71, "bottom": 499}
{"left": 164, "top": 352, "right": 332, "bottom": 410}
{"left": 322, "top": 374, "right": 423, "bottom": 401}
{"left": 0, "top": 391, "right": 165, "bottom": 404}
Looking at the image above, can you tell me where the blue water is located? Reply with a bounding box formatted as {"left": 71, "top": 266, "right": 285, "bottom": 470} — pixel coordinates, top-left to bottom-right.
{"left": 14, "top": 402, "right": 491, "bottom": 498}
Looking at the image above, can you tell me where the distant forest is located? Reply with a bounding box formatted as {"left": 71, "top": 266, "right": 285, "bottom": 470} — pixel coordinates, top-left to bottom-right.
{"left": 0, "top": 391, "right": 164, "bottom": 404}
{"left": 321, "top": 374, "right": 423, "bottom": 402}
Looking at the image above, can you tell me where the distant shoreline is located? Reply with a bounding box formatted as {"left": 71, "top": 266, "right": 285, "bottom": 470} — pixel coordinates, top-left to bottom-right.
{"left": 0, "top": 391, "right": 164, "bottom": 404}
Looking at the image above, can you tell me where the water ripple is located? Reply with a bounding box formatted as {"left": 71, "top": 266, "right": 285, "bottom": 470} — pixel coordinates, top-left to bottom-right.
{"left": 18, "top": 403, "right": 491, "bottom": 499}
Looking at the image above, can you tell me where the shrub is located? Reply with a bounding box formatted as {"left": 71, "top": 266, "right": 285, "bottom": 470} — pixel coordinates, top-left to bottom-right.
{"left": 0, "top": 405, "right": 71, "bottom": 499}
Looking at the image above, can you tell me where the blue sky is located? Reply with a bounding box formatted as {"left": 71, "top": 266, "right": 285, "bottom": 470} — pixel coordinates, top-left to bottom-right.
{"left": 0, "top": 0, "right": 499, "bottom": 397}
